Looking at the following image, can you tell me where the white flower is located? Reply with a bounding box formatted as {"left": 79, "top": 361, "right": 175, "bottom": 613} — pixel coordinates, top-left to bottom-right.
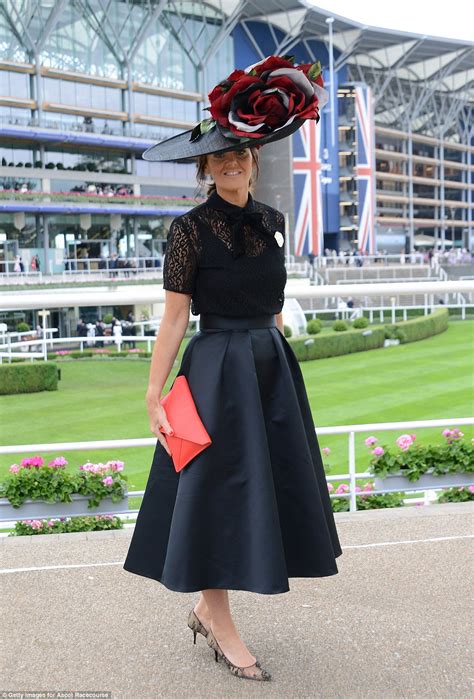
{"left": 274, "top": 230, "right": 284, "bottom": 247}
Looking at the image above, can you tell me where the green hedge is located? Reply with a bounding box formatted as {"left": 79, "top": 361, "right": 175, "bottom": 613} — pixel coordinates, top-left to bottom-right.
{"left": 0, "top": 361, "right": 59, "bottom": 395}
{"left": 288, "top": 326, "right": 386, "bottom": 361}
{"left": 287, "top": 307, "right": 449, "bottom": 361}
{"left": 383, "top": 306, "right": 449, "bottom": 343}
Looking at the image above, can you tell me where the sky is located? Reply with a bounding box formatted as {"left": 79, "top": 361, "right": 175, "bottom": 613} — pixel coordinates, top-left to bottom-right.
{"left": 307, "top": 0, "right": 474, "bottom": 42}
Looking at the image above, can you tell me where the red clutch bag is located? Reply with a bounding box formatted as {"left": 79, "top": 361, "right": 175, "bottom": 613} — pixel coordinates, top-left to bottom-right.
{"left": 158, "top": 375, "right": 212, "bottom": 472}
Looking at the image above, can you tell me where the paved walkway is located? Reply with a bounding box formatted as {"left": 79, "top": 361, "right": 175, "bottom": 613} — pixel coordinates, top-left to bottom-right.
{"left": 1, "top": 502, "right": 472, "bottom": 699}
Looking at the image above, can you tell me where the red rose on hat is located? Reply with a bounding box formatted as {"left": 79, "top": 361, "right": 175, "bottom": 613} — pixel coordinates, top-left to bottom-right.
{"left": 206, "top": 55, "right": 328, "bottom": 140}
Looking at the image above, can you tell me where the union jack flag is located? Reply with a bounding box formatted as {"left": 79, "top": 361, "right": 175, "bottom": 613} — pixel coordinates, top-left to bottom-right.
{"left": 355, "top": 85, "right": 376, "bottom": 253}
{"left": 292, "top": 119, "right": 323, "bottom": 256}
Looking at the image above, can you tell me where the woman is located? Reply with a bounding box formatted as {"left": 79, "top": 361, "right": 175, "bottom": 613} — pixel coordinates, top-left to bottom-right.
{"left": 123, "top": 55, "right": 343, "bottom": 682}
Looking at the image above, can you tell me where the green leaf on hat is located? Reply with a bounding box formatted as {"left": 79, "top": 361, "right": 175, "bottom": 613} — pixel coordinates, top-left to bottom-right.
{"left": 190, "top": 117, "right": 216, "bottom": 142}
{"left": 282, "top": 54, "right": 296, "bottom": 64}
{"left": 190, "top": 123, "right": 202, "bottom": 142}
{"left": 307, "top": 60, "right": 322, "bottom": 81}
{"left": 200, "top": 118, "right": 215, "bottom": 134}
{"left": 248, "top": 69, "right": 258, "bottom": 76}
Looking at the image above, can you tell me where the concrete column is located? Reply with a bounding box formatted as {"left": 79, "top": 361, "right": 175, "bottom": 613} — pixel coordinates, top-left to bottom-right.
{"left": 43, "top": 214, "right": 50, "bottom": 274}
{"left": 255, "top": 136, "right": 295, "bottom": 257}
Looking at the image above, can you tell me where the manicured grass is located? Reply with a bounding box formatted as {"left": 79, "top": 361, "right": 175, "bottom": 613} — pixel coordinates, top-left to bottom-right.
{"left": 1, "top": 321, "right": 472, "bottom": 492}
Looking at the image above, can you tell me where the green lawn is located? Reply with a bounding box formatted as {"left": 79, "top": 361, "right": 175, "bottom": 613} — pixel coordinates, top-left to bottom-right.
{"left": 1, "top": 321, "right": 473, "bottom": 494}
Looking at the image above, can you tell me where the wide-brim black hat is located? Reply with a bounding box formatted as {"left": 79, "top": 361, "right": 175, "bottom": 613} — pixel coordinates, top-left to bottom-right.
{"left": 142, "top": 117, "right": 306, "bottom": 163}
{"left": 141, "top": 54, "right": 328, "bottom": 164}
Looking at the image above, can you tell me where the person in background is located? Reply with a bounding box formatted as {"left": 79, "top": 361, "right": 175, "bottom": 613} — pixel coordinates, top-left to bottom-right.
{"left": 76, "top": 318, "right": 87, "bottom": 337}
{"left": 126, "top": 310, "right": 137, "bottom": 349}
{"left": 95, "top": 318, "right": 105, "bottom": 348}
{"left": 113, "top": 319, "right": 122, "bottom": 349}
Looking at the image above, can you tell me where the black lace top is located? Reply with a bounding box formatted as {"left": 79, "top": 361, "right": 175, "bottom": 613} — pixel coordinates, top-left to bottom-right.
{"left": 162, "top": 190, "right": 287, "bottom": 317}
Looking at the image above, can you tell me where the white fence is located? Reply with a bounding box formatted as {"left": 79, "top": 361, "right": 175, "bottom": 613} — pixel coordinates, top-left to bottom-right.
{"left": 0, "top": 303, "right": 472, "bottom": 363}
{"left": 0, "top": 331, "right": 154, "bottom": 362}
{"left": 0, "top": 417, "right": 472, "bottom": 527}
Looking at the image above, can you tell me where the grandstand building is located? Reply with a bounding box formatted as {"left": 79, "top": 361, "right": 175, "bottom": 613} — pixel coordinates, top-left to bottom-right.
{"left": 0, "top": 1, "right": 472, "bottom": 331}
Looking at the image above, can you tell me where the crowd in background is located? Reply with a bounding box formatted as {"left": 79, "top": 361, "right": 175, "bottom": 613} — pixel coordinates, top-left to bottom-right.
{"left": 75, "top": 311, "right": 137, "bottom": 348}
{"left": 308, "top": 247, "right": 472, "bottom": 267}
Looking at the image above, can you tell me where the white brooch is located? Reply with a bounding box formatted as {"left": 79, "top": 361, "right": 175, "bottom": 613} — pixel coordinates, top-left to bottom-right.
{"left": 274, "top": 230, "right": 284, "bottom": 247}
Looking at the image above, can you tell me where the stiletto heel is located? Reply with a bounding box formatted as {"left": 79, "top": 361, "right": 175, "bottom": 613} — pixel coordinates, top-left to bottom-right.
{"left": 187, "top": 608, "right": 209, "bottom": 643}
{"left": 206, "top": 628, "right": 271, "bottom": 681}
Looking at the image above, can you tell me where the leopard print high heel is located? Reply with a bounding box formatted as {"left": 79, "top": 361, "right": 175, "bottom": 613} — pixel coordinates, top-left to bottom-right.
{"left": 206, "top": 627, "right": 272, "bottom": 681}
{"left": 187, "top": 608, "right": 209, "bottom": 644}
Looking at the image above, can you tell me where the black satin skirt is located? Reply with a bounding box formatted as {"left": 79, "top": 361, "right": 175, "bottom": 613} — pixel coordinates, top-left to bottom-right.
{"left": 123, "top": 313, "right": 343, "bottom": 594}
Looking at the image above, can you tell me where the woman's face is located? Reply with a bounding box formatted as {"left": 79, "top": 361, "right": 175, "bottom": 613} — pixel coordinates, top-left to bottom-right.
{"left": 204, "top": 148, "right": 253, "bottom": 192}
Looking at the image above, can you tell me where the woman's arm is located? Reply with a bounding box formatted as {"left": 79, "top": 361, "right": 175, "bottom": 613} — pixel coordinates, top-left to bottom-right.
{"left": 145, "top": 291, "right": 192, "bottom": 453}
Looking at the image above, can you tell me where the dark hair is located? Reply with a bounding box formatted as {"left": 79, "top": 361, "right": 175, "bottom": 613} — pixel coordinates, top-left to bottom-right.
{"left": 195, "top": 147, "right": 260, "bottom": 196}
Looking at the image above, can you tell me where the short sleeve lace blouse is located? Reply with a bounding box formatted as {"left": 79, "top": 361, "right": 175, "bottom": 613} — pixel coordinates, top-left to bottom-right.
{"left": 162, "top": 190, "right": 287, "bottom": 317}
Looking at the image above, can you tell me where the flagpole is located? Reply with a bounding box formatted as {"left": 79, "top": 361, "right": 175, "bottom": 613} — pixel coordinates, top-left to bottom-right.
{"left": 326, "top": 17, "right": 336, "bottom": 149}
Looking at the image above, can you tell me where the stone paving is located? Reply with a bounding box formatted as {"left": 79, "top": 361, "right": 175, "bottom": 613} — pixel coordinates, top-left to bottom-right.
{"left": 1, "top": 501, "right": 472, "bottom": 699}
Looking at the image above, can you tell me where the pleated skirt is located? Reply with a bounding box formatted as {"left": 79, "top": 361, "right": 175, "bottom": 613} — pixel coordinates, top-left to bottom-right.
{"left": 123, "top": 314, "right": 343, "bottom": 594}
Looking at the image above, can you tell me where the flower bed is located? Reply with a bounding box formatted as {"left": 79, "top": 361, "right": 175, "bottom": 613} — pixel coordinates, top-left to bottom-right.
{"left": 328, "top": 480, "right": 405, "bottom": 512}
{"left": 0, "top": 189, "right": 204, "bottom": 207}
{"left": 0, "top": 455, "right": 128, "bottom": 521}
{"left": 10, "top": 514, "right": 123, "bottom": 536}
{"left": 366, "top": 429, "right": 473, "bottom": 492}
{"left": 47, "top": 348, "right": 151, "bottom": 360}
{"left": 436, "top": 485, "right": 474, "bottom": 503}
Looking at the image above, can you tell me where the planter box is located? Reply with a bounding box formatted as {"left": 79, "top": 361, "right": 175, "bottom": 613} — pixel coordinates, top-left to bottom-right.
{"left": 0, "top": 493, "right": 129, "bottom": 522}
{"left": 373, "top": 470, "right": 473, "bottom": 493}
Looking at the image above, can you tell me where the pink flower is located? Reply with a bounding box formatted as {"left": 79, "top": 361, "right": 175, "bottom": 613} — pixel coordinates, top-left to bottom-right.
{"left": 396, "top": 434, "right": 414, "bottom": 451}
{"left": 21, "top": 456, "right": 44, "bottom": 468}
{"left": 355, "top": 485, "right": 362, "bottom": 492}
{"left": 48, "top": 520, "right": 55, "bottom": 526}
{"left": 363, "top": 482, "right": 374, "bottom": 492}
{"left": 9, "top": 463, "right": 20, "bottom": 473}
{"left": 107, "top": 460, "right": 124, "bottom": 472}
{"left": 443, "top": 428, "right": 464, "bottom": 442}
{"left": 102, "top": 476, "right": 114, "bottom": 486}
{"left": 372, "top": 446, "right": 385, "bottom": 456}
{"left": 322, "top": 447, "right": 331, "bottom": 456}
{"left": 409, "top": 434, "right": 417, "bottom": 441}
{"left": 365, "top": 436, "right": 378, "bottom": 446}
{"left": 31, "top": 520, "right": 43, "bottom": 529}
{"left": 48, "top": 456, "right": 68, "bottom": 469}
{"left": 335, "top": 483, "right": 349, "bottom": 494}
{"left": 80, "top": 462, "right": 95, "bottom": 472}
{"left": 327, "top": 483, "right": 334, "bottom": 492}
{"left": 468, "top": 486, "right": 474, "bottom": 494}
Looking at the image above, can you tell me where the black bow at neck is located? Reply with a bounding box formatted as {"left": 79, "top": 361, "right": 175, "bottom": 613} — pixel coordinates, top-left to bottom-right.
{"left": 206, "top": 190, "right": 275, "bottom": 259}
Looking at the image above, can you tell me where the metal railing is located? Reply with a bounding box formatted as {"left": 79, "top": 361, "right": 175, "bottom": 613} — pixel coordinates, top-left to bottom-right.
{"left": 0, "top": 255, "right": 163, "bottom": 279}
{"left": 0, "top": 417, "right": 471, "bottom": 525}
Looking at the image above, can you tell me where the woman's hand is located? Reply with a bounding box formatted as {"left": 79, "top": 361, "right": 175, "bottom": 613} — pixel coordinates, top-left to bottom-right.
{"left": 146, "top": 392, "right": 174, "bottom": 456}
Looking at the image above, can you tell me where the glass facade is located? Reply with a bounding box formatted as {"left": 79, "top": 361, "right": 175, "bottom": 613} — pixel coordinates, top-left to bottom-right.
{"left": 0, "top": 0, "right": 233, "bottom": 273}
{"left": 0, "top": 0, "right": 471, "bottom": 274}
